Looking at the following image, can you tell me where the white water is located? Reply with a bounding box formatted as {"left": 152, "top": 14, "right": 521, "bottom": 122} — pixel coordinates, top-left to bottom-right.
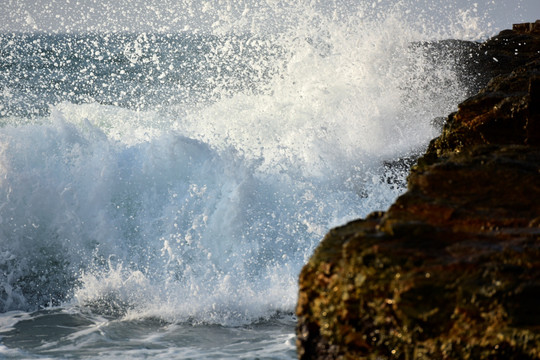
{"left": 0, "top": 0, "right": 534, "bottom": 358}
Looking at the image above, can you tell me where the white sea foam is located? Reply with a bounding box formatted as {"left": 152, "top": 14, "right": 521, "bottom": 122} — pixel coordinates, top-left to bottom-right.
{"left": 0, "top": 0, "right": 501, "bottom": 327}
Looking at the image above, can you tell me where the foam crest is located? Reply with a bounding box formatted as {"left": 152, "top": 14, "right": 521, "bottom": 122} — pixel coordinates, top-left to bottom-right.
{"left": 176, "top": 7, "right": 464, "bottom": 180}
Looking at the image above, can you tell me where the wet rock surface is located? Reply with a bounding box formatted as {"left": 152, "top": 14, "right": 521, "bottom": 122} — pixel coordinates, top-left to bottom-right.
{"left": 296, "top": 23, "right": 540, "bottom": 360}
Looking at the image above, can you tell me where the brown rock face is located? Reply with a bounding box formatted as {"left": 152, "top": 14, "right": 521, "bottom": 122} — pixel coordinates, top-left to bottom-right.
{"left": 513, "top": 20, "right": 540, "bottom": 35}
{"left": 296, "top": 23, "right": 540, "bottom": 360}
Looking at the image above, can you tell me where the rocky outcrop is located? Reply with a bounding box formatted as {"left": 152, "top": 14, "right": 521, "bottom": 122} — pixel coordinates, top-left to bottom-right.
{"left": 296, "top": 22, "right": 540, "bottom": 360}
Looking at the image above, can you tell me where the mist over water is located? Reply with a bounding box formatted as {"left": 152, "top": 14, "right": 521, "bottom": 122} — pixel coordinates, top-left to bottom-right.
{"left": 2, "top": 0, "right": 537, "bottom": 34}
{"left": 0, "top": 0, "right": 530, "bottom": 357}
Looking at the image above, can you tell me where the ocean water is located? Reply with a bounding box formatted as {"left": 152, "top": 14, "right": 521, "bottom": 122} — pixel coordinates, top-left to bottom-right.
{"left": 0, "top": 1, "right": 527, "bottom": 358}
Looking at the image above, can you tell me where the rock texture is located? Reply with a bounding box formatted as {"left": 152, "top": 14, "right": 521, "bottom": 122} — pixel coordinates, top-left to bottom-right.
{"left": 296, "top": 22, "right": 540, "bottom": 360}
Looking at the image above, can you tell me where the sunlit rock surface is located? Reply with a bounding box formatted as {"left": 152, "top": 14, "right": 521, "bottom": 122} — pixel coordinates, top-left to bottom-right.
{"left": 296, "top": 22, "right": 540, "bottom": 360}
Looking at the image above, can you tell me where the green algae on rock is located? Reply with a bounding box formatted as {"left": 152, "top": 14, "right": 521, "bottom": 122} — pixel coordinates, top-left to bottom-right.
{"left": 296, "top": 22, "right": 540, "bottom": 360}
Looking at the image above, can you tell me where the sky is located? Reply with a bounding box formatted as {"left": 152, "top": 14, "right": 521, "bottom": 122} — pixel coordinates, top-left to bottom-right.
{"left": 1, "top": 0, "right": 539, "bottom": 34}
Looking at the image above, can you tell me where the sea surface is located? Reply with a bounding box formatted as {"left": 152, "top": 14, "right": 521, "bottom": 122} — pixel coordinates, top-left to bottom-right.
{"left": 0, "top": 1, "right": 512, "bottom": 358}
